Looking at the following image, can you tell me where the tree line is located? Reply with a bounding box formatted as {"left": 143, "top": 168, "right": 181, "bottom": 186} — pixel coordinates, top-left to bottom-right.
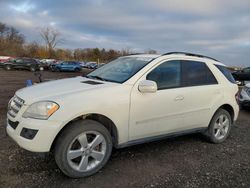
{"left": 0, "top": 22, "right": 157, "bottom": 63}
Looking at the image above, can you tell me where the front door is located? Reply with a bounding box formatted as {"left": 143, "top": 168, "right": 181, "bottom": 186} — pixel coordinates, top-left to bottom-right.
{"left": 129, "top": 60, "right": 185, "bottom": 140}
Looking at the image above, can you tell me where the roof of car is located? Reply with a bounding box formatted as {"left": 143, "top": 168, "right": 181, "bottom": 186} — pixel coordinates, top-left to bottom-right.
{"left": 124, "top": 54, "right": 161, "bottom": 58}
{"left": 161, "top": 53, "right": 225, "bottom": 66}
{"left": 123, "top": 52, "right": 226, "bottom": 66}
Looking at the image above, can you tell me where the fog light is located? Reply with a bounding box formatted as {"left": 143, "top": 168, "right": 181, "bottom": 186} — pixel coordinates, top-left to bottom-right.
{"left": 20, "top": 128, "right": 38, "bottom": 140}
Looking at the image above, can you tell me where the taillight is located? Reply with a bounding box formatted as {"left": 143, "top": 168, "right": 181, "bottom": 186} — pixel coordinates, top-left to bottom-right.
{"left": 235, "top": 90, "right": 240, "bottom": 105}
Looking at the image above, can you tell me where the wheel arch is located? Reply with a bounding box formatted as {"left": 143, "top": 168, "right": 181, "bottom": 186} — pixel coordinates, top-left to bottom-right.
{"left": 50, "top": 113, "right": 119, "bottom": 152}
{"left": 215, "top": 104, "right": 235, "bottom": 121}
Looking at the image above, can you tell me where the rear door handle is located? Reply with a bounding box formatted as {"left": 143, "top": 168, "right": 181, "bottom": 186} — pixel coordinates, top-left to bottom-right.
{"left": 175, "top": 95, "right": 184, "bottom": 101}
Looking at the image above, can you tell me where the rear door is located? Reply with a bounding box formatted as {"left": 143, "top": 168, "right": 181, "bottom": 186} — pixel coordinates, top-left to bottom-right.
{"left": 180, "top": 60, "right": 220, "bottom": 129}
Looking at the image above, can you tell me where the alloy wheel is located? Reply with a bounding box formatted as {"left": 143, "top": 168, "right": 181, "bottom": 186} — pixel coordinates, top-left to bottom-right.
{"left": 67, "top": 131, "right": 107, "bottom": 172}
{"left": 213, "top": 114, "right": 230, "bottom": 140}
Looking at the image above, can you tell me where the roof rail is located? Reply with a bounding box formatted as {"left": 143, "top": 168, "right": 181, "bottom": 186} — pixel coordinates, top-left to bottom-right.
{"left": 162, "top": 52, "right": 219, "bottom": 62}
{"left": 127, "top": 53, "right": 145, "bottom": 55}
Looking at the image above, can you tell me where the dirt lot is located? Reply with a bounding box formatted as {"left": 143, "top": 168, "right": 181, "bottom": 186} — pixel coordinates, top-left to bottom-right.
{"left": 0, "top": 69, "right": 249, "bottom": 188}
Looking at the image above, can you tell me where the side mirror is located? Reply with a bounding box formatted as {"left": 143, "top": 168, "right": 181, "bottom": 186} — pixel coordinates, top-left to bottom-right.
{"left": 138, "top": 80, "right": 157, "bottom": 93}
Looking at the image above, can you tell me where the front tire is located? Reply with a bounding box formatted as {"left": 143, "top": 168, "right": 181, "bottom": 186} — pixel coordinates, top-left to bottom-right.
{"left": 54, "top": 120, "right": 112, "bottom": 178}
{"left": 205, "top": 109, "right": 232, "bottom": 143}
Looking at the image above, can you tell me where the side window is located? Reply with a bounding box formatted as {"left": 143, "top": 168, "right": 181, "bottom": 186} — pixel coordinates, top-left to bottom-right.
{"left": 182, "top": 61, "right": 218, "bottom": 87}
{"left": 215, "top": 64, "right": 236, "bottom": 84}
{"left": 146, "top": 60, "right": 181, "bottom": 90}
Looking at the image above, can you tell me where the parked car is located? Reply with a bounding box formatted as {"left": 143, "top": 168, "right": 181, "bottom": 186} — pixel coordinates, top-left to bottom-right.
{"left": 0, "top": 56, "right": 13, "bottom": 63}
{"left": 97, "top": 63, "right": 105, "bottom": 68}
{"left": 53, "top": 61, "right": 82, "bottom": 72}
{"left": 79, "top": 62, "right": 87, "bottom": 68}
{"left": 83, "top": 62, "right": 98, "bottom": 69}
{"left": 39, "top": 59, "right": 58, "bottom": 70}
{"left": 6, "top": 52, "right": 239, "bottom": 178}
{"left": 2, "top": 57, "right": 44, "bottom": 71}
{"left": 232, "top": 67, "right": 250, "bottom": 81}
{"left": 40, "top": 59, "right": 57, "bottom": 65}
{"left": 0, "top": 56, "right": 14, "bottom": 68}
{"left": 49, "top": 60, "right": 63, "bottom": 71}
{"left": 89, "top": 62, "right": 98, "bottom": 69}
{"left": 81, "top": 62, "right": 90, "bottom": 68}
{"left": 239, "top": 83, "right": 250, "bottom": 109}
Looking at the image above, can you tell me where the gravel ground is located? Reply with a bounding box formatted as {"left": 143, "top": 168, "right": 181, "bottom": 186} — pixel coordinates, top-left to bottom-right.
{"left": 0, "top": 69, "right": 249, "bottom": 188}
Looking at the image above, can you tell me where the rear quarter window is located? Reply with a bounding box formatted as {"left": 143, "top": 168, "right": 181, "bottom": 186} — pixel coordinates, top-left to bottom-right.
{"left": 215, "top": 64, "right": 236, "bottom": 84}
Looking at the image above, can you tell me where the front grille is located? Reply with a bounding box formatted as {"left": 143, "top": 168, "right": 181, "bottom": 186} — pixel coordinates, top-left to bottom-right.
{"left": 8, "top": 96, "right": 25, "bottom": 118}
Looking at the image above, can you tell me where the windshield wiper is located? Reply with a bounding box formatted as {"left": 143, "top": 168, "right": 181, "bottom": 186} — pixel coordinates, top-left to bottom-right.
{"left": 86, "top": 75, "right": 107, "bottom": 81}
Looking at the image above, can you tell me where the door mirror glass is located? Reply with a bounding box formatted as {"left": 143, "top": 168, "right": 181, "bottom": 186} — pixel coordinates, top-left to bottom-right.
{"left": 138, "top": 80, "right": 157, "bottom": 93}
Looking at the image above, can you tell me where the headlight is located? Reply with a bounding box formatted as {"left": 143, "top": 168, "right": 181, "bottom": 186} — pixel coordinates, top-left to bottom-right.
{"left": 23, "top": 101, "right": 59, "bottom": 120}
{"left": 8, "top": 97, "right": 14, "bottom": 110}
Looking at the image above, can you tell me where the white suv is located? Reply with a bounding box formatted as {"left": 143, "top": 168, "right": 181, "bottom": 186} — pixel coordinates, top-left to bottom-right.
{"left": 6, "top": 52, "right": 239, "bottom": 178}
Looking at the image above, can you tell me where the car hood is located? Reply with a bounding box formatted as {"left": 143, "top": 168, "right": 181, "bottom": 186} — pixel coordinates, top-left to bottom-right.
{"left": 16, "top": 76, "right": 118, "bottom": 104}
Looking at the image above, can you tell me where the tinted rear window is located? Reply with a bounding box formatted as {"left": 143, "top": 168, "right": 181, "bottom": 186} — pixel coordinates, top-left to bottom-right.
{"left": 215, "top": 64, "right": 236, "bottom": 84}
{"left": 182, "top": 60, "right": 218, "bottom": 87}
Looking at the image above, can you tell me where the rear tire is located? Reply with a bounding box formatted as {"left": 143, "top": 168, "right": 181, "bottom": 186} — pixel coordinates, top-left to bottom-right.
{"left": 205, "top": 109, "right": 232, "bottom": 144}
{"left": 54, "top": 120, "right": 112, "bottom": 178}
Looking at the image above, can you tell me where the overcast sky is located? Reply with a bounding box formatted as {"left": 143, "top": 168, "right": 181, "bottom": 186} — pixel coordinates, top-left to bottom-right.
{"left": 0, "top": 0, "right": 250, "bottom": 66}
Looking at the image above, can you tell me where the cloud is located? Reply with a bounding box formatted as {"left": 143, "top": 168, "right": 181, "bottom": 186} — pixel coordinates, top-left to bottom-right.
{"left": 38, "top": 10, "right": 48, "bottom": 17}
{"left": 0, "top": 0, "right": 249, "bottom": 66}
{"left": 9, "top": 1, "right": 35, "bottom": 13}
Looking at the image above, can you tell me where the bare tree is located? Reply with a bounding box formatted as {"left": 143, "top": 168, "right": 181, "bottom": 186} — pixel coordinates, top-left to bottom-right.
{"left": 144, "top": 48, "right": 157, "bottom": 54}
{"left": 0, "top": 22, "right": 25, "bottom": 55}
{"left": 39, "top": 27, "right": 63, "bottom": 57}
{"left": 121, "top": 47, "right": 133, "bottom": 55}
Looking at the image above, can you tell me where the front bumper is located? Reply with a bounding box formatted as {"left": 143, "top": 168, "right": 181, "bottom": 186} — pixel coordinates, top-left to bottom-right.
{"left": 6, "top": 116, "right": 62, "bottom": 152}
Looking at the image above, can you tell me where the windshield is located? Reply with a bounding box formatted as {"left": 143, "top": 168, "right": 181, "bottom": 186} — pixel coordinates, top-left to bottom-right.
{"left": 86, "top": 56, "right": 155, "bottom": 83}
